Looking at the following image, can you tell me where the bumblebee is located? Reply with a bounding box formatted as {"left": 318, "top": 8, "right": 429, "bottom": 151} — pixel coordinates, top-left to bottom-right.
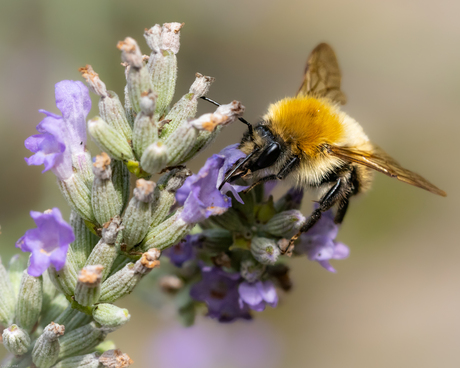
{"left": 204, "top": 43, "right": 446, "bottom": 244}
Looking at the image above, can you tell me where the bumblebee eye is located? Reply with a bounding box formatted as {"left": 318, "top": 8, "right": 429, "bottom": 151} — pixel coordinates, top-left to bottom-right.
{"left": 252, "top": 142, "right": 281, "bottom": 171}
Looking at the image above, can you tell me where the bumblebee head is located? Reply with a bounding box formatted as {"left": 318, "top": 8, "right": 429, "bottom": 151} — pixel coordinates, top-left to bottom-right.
{"left": 218, "top": 125, "right": 282, "bottom": 190}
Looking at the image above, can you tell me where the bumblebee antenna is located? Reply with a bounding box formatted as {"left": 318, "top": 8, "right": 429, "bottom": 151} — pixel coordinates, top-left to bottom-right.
{"left": 200, "top": 96, "right": 254, "bottom": 137}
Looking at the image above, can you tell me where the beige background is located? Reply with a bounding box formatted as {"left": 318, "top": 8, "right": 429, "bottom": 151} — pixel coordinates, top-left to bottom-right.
{"left": 0, "top": 0, "right": 459, "bottom": 367}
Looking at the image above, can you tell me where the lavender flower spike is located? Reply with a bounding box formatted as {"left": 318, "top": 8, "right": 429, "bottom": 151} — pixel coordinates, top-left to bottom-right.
{"left": 16, "top": 208, "right": 75, "bottom": 277}
{"left": 25, "top": 80, "right": 91, "bottom": 180}
{"left": 177, "top": 144, "right": 248, "bottom": 224}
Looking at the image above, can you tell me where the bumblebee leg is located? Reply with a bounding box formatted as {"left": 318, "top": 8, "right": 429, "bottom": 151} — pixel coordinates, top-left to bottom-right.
{"left": 242, "top": 156, "right": 299, "bottom": 194}
{"left": 287, "top": 178, "right": 348, "bottom": 250}
{"left": 334, "top": 197, "right": 349, "bottom": 224}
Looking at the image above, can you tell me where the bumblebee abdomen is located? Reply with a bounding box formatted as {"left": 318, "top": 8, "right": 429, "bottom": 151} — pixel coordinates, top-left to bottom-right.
{"left": 264, "top": 96, "right": 345, "bottom": 157}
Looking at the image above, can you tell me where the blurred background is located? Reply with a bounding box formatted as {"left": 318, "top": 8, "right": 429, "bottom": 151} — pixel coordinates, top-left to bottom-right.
{"left": 1, "top": 0, "right": 459, "bottom": 367}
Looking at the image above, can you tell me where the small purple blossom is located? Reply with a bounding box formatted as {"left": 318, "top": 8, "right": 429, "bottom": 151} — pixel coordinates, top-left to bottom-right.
{"left": 296, "top": 209, "right": 349, "bottom": 272}
{"left": 15, "top": 208, "right": 75, "bottom": 277}
{"left": 190, "top": 266, "right": 251, "bottom": 322}
{"left": 25, "top": 81, "right": 91, "bottom": 180}
{"left": 163, "top": 234, "right": 201, "bottom": 267}
{"left": 238, "top": 280, "right": 278, "bottom": 311}
{"left": 177, "top": 144, "right": 248, "bottom": 224}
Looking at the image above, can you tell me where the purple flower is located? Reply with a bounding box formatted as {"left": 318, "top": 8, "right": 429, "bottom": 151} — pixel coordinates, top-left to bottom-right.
{"left": 25, "top": 81, "right": 91, "bottom": 180}
{"left": 163, "top": 234, "right": 201, "bottom": 267}
{"left": 238, "top": 280, "right": 278, "bottom": 311}
{"left": 177, "top": 144, "right": 248, "bottom": 224}
{"left": 16, "top": 208, "right": 75, "bottom": 277}
{"left": 296, "top": 209, "right": 349, "bottom": 272}
{"left": 190, "top": 266, "right": 251, "bottom": 322}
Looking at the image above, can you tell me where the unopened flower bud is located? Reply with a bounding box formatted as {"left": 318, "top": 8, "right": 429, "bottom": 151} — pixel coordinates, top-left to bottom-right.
{"left": 161, "top": 73, "right": 215, "bottom": 138}
{"left": 74, "top": 265, "right": 104, "bottom": 307}
{"left": 99, "top": 249, "right": 160, "bottom": 303}
{"left": 99, "top": 349, "right": 133, "bottom": 368}
{"left": 59, "top": 322, "right": 106, "bottom": 359}
{"left": 140, "top": 141, "right": 168, "bottom": 174}
{"left": 54, "top": 305, "right": 92, "bottom": 333}
{"left": 2, "top": 324, "right": 31, "bottom": 355}
{"left": 32, "top": 322, "right": 65, "bottom": 368}
{"left": 209, "top": 208, "right": 245, "bottom": 233}
{"left": 200, "top": 228, "right": 233, "bottom": 253}
{"left": 163, "top": 121, "right": 198, "bottom": 166}
{"left": 250, "top": 237, "right": 281, "bottom": 265}
{"left": 88, "top": 117, "right": 135, "bottom": 162}
{"left": 58, "top": 173, "right": 96, "bottom": 223}
{"left": 91, "top": 153, "right": 123, "bottom": 225}
{"left": 141, "top": 209, "right": 193, "bottom": 252}
{"left": 85, "top": 217, "right": 123, "bottom": 281}
{"left": 111, "top": 160, "right": 131, "bottom": 212}
{"left": 263, "top": 210, "right": 306, "bottom": 237}
{"left": 0, "top": 257, "right": 16, "bottom": 327}
{"left": 240, "top": 256, "right": 266, "bottom": 283}
{"left": 92, "top": 304, "right": 130, "bottom": 329}
{"left": 42, "top": 271, "right": 56, "bottom": 312}
{"left": 133, "top": 91, "right": 159, "bottom": 160}
{"left": 15, "top": 270, "right": 43, "bottom": 332}
{"left": 192, "top": 101, "right": 245, "bottom": 132}
{"left": 117, "top": 37, "right": 144, "bottom": 69}
{"left": 52, "top": 352, "right": 101, "bottom": 368}
{"left": 144, "top": 24, "right": 162, "bottom": 53}
{"left": 47, "top": 251, "right": 79, "bottom": 296}
{"left": 79, "top": 64, "right": 108, "bottom": 97}
{"left": 122, "top": 179, "right": 156, "bottom": 249}
{"left": 8, "top": 254, "right": 26, "bottom": 297}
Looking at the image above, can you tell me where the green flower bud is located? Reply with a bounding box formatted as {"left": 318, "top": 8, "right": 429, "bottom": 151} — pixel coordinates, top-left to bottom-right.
{"left": 74, "top": 265, "right": 104, "bottom": 307}
{"left": 151, "top": 49, "right": 177, "bottom": 118}
{"left": 85, "top": 217, "right": 123, "bottom": 281}
{"left": 47, "top": 251, "right": 78, "bottom": 296}
{"left": 88, "top": 69, "right": 133, "bottom": 141}
{"left": 150, "top": 167, "right": 191, "bottom": 226}
{"left": 8, "top": 254, "right": 26, "bottom": 297}
{"left": 250, "top": 237, "right": 281, "bottom": 265}
{"left": 15, "top": 270, "right": 42, "bottom": 332}
{"left": 240, "top": 256, "right": 266, "bottom": 283}
{"left": 99, "top": 249, "right": 160, "bottom": 303}
{"left": 161, "top": 73, "right": 215, "bottom": 138}
{"left": 39, "top": 294, "right": 69, "bottom": 329}
{"left": 41, "top": 271, "right": 57, "bottom": 313}
{"left": 191, "top": 100, "right": 245, "bottom": 131}
{"left": 58, "top": 173, "right": 96, "bottom": 223}
{"left": 58, "top": 322, "right": 106, "bottom": 359}
{"left": 32, "top": 322, "right": 65, "bottom": 368}
{"left": 180, "top": 127, "right": 220, "bottom": 163}
{"left": 2, "top": 324, "right": 31, "bottom": 355}
{"left": 72, "top": 150, "right": 94, "bottom": 190}
{"left": 91, "top": 153, "right": 123, "bottom": 225}
{"left": 163, "top": 121, "right": 198, "bottom": 166}
{"left": 140, "top": 141, "right": 168, "bottom": 175}
{"left": 0, "top": 257, "right": 16, "bottom": 326}
{"left": 263, "top": 210, "right": 305, "bottom": 237}
{"left": 122, "top": 179, "right": 156, "bottom": 249}
{"left": 107, "top": 255, "right": 131, "bottom": 278}
{"left": 88, "top": 117, "right": 135, "bottom": 162}
{"left": 70, "top": 210, "right": 99, "bottom": 270}
{"left": 111, "top": 159, "right": 131, "bottom": 212}
{"left": 52, "top": 352, "right": 101, "bottom": 368}
{"left": 92, "top": 304, "right": 130, "bottom": 329}
{"left": 118, "top": 37, "right": 153, "bottom": 114}
{"left": 209, "top": 208, "right": 245, "bottom": 233}
{"left": 133, "top": 91, "right": 159, "bottom": 160}
{"left": 141, "top": 209, "right": 193, "bottom": 252}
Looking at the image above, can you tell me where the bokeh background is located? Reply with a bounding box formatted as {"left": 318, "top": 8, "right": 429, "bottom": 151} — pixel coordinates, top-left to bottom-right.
{"left": 1, "top": 0, "right": 459, "bottom": 367}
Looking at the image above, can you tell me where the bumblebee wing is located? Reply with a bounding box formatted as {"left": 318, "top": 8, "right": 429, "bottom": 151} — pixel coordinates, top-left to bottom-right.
{"left": 328, "top": 145, "right": 447, "bottom": 196}
{"left": 297, "top": 43, "right": 347, "bottom": 105}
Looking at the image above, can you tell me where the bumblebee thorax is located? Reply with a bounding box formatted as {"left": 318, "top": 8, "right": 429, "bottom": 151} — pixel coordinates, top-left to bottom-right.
{"left": 263, "top": 96, "right": 345, "bottom": 157}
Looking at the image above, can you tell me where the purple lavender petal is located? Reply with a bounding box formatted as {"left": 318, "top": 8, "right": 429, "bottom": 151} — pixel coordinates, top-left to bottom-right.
{"left": 318, "top": 260, "right": 336, "bottom": 273}
{"left": 332, "top": 242, "right": 350, "bottom": 259}
{"left": 55, "top": 80, "right": 91, "bottom": 152}
{"left": 238, "top": 282, "right": 263, "bottom": 307}
{"left": 28, "top": 251, "right": 51, "bottom": 277}
{"left": 256, "top": 281, "right": 278, "bottom": 307}
{"left": 17, "top": 208, "right": 74, "bottom": 276}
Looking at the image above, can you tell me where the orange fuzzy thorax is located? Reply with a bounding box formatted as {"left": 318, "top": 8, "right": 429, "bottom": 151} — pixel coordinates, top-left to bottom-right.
{"left": 264, "top": 96, "right": 345, "bottom": 157}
